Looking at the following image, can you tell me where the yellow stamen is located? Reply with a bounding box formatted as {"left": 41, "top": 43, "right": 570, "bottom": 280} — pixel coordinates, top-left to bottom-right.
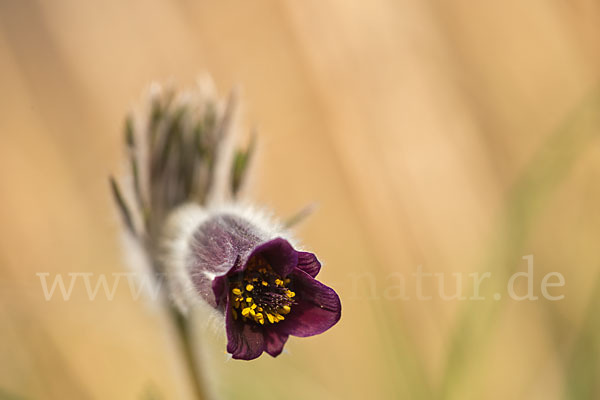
{"left": 246, "top": 297, "right": 253, "bottom": 303}
{"left": 275, "top": 279, "right": 283, "bottom": 286}
{"left": 281, "top": 305, "right": 291, "bottom": 314}
{"left": 262, "top": 281, "right": 268, "bottom": 286}
{"left": 241, "top": 308, "right": 251, "bottom": 317}
{"left": 286, "top": 290, "right": 295, "bottom": 298}
{"left": 246, "top": 284, "right": 254, "bottom": 291}
{"left": 266, "top": 313, "right": 275, "bottom": 324}
{"left": 232, "top": 288, "right": 242, "bottom": 296}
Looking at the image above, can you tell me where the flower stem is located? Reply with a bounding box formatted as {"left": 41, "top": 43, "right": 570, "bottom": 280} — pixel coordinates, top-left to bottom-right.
{"left": 171, "top": 306, "right": 207, "bottom": 400}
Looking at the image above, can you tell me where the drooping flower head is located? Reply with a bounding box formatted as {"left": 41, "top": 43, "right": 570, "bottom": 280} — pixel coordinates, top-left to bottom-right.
{"left": 165, "top": 206, "right": 341, "bottom": 360}
{"left": 111, "top": 78, "right": 341, "bottom": 361}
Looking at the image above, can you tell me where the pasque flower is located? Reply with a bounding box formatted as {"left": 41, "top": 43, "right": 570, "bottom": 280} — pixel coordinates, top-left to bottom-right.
{"left": 111, "top": 78, "right": 341, "bottom": 362}
{"left": 165, "top": 205, "right": 341, "bottom": 360}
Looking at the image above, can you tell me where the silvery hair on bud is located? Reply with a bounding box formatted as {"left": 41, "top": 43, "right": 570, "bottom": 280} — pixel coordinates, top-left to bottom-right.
{"left": 160, "top": 202, "right": 298, "bottom": 329}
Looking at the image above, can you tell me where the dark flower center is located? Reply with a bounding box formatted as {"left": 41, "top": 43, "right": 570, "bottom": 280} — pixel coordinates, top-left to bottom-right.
{"left": 229, "top": 255, "right": 294, "bottom": 325}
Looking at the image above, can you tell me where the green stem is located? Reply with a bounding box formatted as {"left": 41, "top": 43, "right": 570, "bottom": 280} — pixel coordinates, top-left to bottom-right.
{"left": 172, "top": 307, "right": 207, "bottom": 400}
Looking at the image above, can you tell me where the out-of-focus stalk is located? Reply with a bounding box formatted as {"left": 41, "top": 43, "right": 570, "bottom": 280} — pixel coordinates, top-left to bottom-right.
{"left": 110, "top": 78, "right": 254, "bottom": 399}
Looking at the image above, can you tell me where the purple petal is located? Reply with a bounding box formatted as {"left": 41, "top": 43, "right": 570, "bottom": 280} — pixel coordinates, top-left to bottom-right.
{"left": 211, "top": 273, "right": 229, "bottom": 308}
{"left": 225, "top": 296, "right": 266, "bottom": 360}
{"left": 296, "top": 252, "right": 321, "bottom": 278}
{"left": 247, "top": 238, "right": 298, "bottom": 277}
{"left": 264, "top": 331, "right": 289, "bottom": 357}
{"left": 277, "top": 269, "right": 341, "bottom": 337}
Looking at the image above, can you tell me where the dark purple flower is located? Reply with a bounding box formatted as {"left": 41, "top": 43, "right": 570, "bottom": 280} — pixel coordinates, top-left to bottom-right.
{"left": 167, "top": 207, "right": 341, "bottom": 360}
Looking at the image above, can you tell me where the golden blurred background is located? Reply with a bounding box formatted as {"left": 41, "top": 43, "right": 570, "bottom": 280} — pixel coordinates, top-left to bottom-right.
{"left": 2, "top": 1, "right": 600, "bottom": 399}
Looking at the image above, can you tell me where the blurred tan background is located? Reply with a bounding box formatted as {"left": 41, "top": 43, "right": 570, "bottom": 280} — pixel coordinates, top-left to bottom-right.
{"left": 2, "top": 0, "right": 600, "bottom": 399}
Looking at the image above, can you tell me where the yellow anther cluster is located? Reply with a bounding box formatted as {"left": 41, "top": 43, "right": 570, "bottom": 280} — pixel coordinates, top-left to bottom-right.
{"left": 231, "top": 284, "right": 291, "bottom": 325}
{"left": 229, "top": 255, "right": 295, "bottom": 325}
